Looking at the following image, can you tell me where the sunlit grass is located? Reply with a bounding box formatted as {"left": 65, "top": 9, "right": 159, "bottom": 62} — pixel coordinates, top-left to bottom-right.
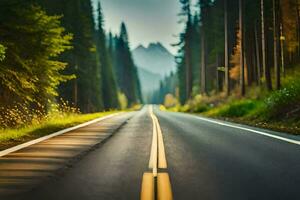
{"left": 0, "top": 111, "right": 118, "bottom": 150}
{"left": 166, "top": 67, "right": 300, "bottom": 134}
{"left": 204, "top": 99, "right": 263, "bottom": 118}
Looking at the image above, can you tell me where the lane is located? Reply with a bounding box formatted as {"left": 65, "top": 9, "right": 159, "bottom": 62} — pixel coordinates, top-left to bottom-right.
{"left": 0, "top": 112, "right": 135, "bottom": 199}
{"left": 20, "top": 106, "right": 153, "bottom": 200}
{"left": 154, "top": 108, "right": 300, "bottom": 200}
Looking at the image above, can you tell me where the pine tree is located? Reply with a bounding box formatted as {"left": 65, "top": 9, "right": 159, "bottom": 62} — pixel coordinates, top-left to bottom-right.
{"left": 0, "top": 4, "right": 72, "bottom": 108}
{"left": 114, "top": 23, "right": 142, "bottom": 106}
{"left": 39, "top": 0, "right": 104, "bottom": 112}
{"left": 96, "top": 2, "right": 119, "bottom": 110}
{"left": 199, "top": 0, "right": 211, "bottom": 94}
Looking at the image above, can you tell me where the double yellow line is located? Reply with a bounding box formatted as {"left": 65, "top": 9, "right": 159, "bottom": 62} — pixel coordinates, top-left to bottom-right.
{"left": 140, "top": 106, "right": 173, "bottom": 200}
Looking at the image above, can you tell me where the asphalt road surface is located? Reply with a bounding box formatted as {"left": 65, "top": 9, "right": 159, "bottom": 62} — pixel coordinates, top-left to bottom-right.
{"left": 1, "top": 105, "right": 300, "bottom": 200}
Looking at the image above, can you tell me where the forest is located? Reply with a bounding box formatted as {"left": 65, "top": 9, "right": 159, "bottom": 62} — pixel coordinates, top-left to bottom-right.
{"left": 0, "top": 0, "right": 142, "bottom": 128}
{"left": 1, "top": 0, "right": 300, "bottom": 134}
{"left": 154, "top": 0, "right": 300, "bottom": 133}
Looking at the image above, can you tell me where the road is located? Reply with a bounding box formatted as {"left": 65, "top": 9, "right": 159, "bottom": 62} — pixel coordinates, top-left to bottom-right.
{"left": 1, "top": 105, "right": 300, "bottom": 200}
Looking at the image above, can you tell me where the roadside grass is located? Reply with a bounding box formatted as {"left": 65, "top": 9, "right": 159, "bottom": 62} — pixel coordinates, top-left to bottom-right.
{"left": 204, "top": 99, "right": 263, "bottom": 118}
{"left": 0, "top": 111, "right": 118, "bottom": 150}
{"left": 167, "top": 68, "right": 300, "bottom": 135}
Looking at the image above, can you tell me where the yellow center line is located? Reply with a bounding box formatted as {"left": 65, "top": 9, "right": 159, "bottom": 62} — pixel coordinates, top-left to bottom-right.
{"left": 154, "top": 115, "right": 167, "bottom": 169}
{"left": 157, "top": 173, "right": 173, "bottom": 200}
{"left": 141, "top": 105, "right": 173, "bottom": 200}
{"left": 149, "top": 107, "right": 158, "bottom": 176}
{"left": 141, "top": 173, "right": 155, "bottom": 200}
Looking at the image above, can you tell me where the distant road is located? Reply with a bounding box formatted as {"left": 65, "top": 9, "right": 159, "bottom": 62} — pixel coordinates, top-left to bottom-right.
{"left": 1, "top": 106, "right": 300, "bottom": 200}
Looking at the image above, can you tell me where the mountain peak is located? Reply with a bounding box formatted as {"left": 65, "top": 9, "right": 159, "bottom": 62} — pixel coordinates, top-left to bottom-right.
{"left": 135, "top": 44, "right": 146, "bottom": 50}
{"left": 133, "top": 42, "right": 176, "bottom": 76}
{"left": 148, "top": 42, "right": 162, "bottom": 48}
{"left": 147, "top": 42, "right": 169, "bottom": 54}
{"left": 134, "top": 42, "right": 173, "bottom": 58}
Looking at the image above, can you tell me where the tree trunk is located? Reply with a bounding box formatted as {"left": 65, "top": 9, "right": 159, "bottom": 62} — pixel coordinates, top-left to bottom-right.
{"left": 261, "top": 0, "right": 266, "bottom": 81}
{"left": 185, "top": 46, "right": 193, "bottom": 99}
{"left": 255, "top": 22, "right": 261, "bottom": 85}
{"left": 239, "top": 0, "right": 245, "bottom": 96}
{"left": 201, "top": 28, "right": 207, "bottom": 95}
{"left": 261, "top": 0, "right": 272, "bottom": 90}
{"left": 280, "top": 23, "right": 285, "bottom": 77}
{"left": 273, "top": 0, "right": 280, "bottom": 89}
{"left": 224, "top": 0, "right": 230, "bottom": 96}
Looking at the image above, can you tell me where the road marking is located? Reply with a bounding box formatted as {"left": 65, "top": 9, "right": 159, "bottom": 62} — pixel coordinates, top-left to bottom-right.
{"left": 194, "top": 116, "right": 300, "bottom": 146}
{"left": 148, "top": 106, "right": 167, "bottom": 172}
{"left": 155, "top": 116, "right": 167, "bottom": 169}
{"left": 0, "top": 112, "right": 123, "bottom": 157}
{"left": 149, "top": 108, "right": 158, "bottom": 176}
{"left": 157, "top": 173, "right": 173, "bottom": 200}
{"left": 141, "top": 105, "right": 172, "bottom": 200}
{"left": 140, "top": 173, "right": 155, "bottom": 200}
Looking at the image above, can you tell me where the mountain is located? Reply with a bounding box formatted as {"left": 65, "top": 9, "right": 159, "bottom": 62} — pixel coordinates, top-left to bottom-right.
{"left": 133, "top": 42, "right": 176, "bottom": 102}
{"left": 133, "top": 42, "right": 176, "bottom": 76}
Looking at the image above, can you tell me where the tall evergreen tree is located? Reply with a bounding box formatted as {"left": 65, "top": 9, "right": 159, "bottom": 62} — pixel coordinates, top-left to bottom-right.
{"left": 199, "top": 0, "right": 211, "bottom": 94}
{"left": 96, "top": 2, "right": 119, "bottom": 110}
{"left": 0, "top": 4, "right": 72, "bottom": 109}
{"left": 38, "top": 0, "right": 104, "bottom": 112}
{"left": 114, "top": 23, "right": 142, "bottom": 106}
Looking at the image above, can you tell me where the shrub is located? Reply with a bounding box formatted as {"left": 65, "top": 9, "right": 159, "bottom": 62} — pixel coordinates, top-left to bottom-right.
{"left": 212, "top": 100, "right": 260, "bottom": 118}
{"left": 164, "top": 94, "right": 178, "bottom": 108}
{"left": 264, "top": 78, "right": 300, "bottom": 119}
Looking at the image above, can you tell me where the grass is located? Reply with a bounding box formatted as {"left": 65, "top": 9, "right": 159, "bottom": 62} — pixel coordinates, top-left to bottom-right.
{"left": 0, "top": 111, "right": 118, "bottom": 150}
{"left": 168, "top": 68, "right": 300, "bottom": 135}
{"left": 201, "top": 99, "right": 300, "bottom": 134}
{"left": 204, "top": 99, "right": 263, "bottom": 118}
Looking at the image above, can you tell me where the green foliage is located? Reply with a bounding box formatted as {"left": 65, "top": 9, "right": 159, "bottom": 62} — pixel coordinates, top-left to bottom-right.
{"left": 0, "top": 5, "right": 72, "bottom": 107}
{"left": 39, "top": 0, "right": 105, "bottom": 113}
{"left": 200, "top": 75, "right": 300, "bottom": 120}
{"left": 0, "top": 44, "right": 5, "bottom": 61}
{"left": 264, "top": 78, "right": 300, "bottom": 119}
{"left": 192, "top": 104, "right": 210, "bottom": 113}
{"left": 211, "top": 100, "right": 260, "bottom": 118}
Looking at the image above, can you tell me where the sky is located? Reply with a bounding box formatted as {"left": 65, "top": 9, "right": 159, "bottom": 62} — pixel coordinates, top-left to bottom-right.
{"left": 92, "top": 0, "right": 186, "bottom": 55}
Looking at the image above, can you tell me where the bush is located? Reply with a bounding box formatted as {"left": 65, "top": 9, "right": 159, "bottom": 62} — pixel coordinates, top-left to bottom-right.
{"left": 193, "top": 104, "right": 210, "bottom": 113}
{"left": 164, "top": 94, "right": 178, "bottom": 108}
{"left": 208, "top": 100, "right": 261, "bottom": 118}
{"left": 264, "top": 78, "right": 300, "bottom": 119}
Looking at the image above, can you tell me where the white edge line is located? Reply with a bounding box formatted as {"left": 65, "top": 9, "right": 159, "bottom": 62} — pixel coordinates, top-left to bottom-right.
{"left": 0, "top": 112, "right": 123, "bottom": 157}
{"left": 194, "top": 115, "right": 300, "bottom": 146}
